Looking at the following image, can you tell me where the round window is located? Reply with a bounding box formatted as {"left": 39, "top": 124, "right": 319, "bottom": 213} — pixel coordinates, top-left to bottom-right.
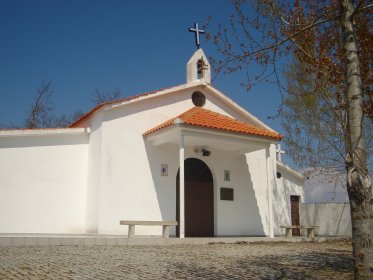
{"left": 192, "top": 91, "right": 206, "bottom": 107}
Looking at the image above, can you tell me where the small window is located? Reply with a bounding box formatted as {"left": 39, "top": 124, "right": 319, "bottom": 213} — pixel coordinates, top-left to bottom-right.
{"left": 192, "top": 91, "right": 206, "bottom": 107}
{"left": 220, "top": 188, "right": 234, "bottom": 201}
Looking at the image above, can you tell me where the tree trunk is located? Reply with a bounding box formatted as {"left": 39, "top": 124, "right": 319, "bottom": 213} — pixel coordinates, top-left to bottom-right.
{"left": 340, "top": 0, "right": 373, "bottom": 278}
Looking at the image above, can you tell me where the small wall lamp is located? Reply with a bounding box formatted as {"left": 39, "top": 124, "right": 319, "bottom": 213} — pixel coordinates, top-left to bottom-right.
{"left": 202, "top": 148, "right": 211, "bottom": 157}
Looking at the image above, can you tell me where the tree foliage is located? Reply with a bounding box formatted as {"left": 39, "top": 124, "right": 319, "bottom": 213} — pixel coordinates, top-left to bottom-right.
{"left": 281, "top": 0, "right": 372, "bottom": 176}
{"left": 207, "top": 0, "right": 372, "bottom": 278}
{"left": 206, "top": 0, "right": 372, "bottom": 117}
{"left": 282, "top": 60, "right": 373, "bottom": 178}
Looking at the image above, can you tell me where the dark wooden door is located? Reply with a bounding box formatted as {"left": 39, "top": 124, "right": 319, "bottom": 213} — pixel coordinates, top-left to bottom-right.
{"left": 176, "top": 158, "right": 214, "bottom": 237}
{"left": 290, "top": 195, "right": 300, "bottom": 236}
{"left": 185, "top": 180, "right": 214, "bottom": 236}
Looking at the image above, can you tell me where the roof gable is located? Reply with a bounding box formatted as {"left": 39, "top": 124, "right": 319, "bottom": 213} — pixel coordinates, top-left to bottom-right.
{"left": 69, "top": 84, "right": 182, "bottom": 127}
{"left": 69, "top": 81, "right": 278, "bottom": 134}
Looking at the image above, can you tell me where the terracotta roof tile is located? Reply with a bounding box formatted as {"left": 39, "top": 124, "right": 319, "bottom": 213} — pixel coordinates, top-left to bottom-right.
{"left": 143, "top": 107, "right": 283, "bottom": 140}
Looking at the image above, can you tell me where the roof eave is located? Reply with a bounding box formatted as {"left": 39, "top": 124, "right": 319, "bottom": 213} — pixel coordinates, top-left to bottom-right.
{"left": 145, "top": 122, "right": 281, "bottom": 143}
{"left": 0, "top": 127, "right": 90, "bottom": 137}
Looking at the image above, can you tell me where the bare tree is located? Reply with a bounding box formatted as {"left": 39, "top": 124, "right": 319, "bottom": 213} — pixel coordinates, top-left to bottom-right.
{"left": 22, "top": 81, "right": 85, "bottom": 128}
{"left": 25, "top": 81, "right": 54, "bottom": 128}
{"left": 14, "top": 84, "right": 121, "bottom": 129}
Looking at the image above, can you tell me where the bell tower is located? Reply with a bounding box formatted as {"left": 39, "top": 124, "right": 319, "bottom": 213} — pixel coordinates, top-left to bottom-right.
{"left": 187, "top": 22, "right": 210, "bottom": 84}
{"left": 186, "top": 48, "right": 211, "bottom": 83}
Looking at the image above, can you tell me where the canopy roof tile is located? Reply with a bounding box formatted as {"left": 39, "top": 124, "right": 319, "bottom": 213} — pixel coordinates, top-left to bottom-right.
{"left": 143, "top": 107, "right": 283, "bottom": 140}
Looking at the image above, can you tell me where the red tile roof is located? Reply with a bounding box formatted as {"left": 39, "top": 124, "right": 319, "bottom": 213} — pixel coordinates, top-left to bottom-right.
{"left": 143, "top": 107, "right": 283, "bottom": 140}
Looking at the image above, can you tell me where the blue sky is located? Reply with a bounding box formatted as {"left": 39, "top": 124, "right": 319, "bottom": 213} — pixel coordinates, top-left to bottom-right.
{"left": 0, "top": 0, "right": 283, "bottom": 128}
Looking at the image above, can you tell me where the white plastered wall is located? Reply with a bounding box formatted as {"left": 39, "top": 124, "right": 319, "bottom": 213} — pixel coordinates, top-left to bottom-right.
{"left": 272, "top": 162, "right": 305, "bottom": 236}
{"left": 300, "top": 203, "right": 351, "bottom": 236}
{"left": 0, "top": 133, "right": 89, "bottom": 233}
{"left": 212, "top": 149, "right": 266, "bottom": 236}
{"left": 85, "top": 111, "right": 104, "bottom": 233}
{"left": 244, "top": 147, "right": 276, "bottom": 237}
{"left": 95, "top": 92, "right": 193, "bottom": 234}
{"left": 96, "top": 142, "right": 267, "bottom": 236}
{"left": 92, "top": 87, "right": 271, "bottom": 235}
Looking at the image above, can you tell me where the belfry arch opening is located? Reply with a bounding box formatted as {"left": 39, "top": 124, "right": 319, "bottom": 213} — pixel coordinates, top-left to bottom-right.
{"left": 197, "top": 59, "right": 206, "bottom": 79}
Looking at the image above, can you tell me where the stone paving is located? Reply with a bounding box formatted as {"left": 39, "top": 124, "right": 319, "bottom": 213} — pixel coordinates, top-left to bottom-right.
{"left": 0, "top": 240, "right": 352, "bottom": 279}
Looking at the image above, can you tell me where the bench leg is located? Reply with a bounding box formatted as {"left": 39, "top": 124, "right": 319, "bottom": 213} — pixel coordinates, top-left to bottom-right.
{"left": 285, "top": 228, "right": 293, "bottom": 238}
{"left": 162, "top": 225, "right": 170, "bottom": 238}
{"left": 307, "top": 228, "right": 315, "bottom": 239}
{"left": 128, "top": 225, "right": 135, "bottom": 238}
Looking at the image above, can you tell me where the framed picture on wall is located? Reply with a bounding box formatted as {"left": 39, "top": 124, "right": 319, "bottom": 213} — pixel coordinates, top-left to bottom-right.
{"left": 224, "top": 170, "right": 230, "bottom": 181}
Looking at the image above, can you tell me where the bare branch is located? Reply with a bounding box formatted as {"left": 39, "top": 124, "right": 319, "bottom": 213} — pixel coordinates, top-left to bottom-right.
{"left": 214, "top": 15, "right": 339, "bottom": 75}
{"left": 25, "top": 81, "right": 54, "bottom": 129}
{"left": 91, "top": 88, "right": 122, "bottom": 106}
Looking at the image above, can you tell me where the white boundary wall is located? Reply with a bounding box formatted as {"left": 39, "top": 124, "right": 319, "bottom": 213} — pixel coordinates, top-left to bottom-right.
{"left": 0, "top": 132, "right": 89, "bottom": 234}
{"left": 300, "top": 203, "right": 351, "bottom": 237}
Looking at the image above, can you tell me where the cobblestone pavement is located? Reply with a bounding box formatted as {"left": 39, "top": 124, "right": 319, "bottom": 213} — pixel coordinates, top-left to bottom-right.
{"left": 0, "top": 241, "right": 352, "bottom": 279}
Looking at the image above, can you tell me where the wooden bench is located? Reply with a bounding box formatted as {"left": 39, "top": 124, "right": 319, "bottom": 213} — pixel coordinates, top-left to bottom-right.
{"left": 280, "top": 225, "right": 319, "bottom": 239}
{"left": 119, "top": 220, "right": 178, "bottom": 238}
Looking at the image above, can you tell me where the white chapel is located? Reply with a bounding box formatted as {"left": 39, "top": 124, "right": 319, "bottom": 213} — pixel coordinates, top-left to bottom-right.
{"left": 0, "top": 48, "right": 305, "bottom": 238}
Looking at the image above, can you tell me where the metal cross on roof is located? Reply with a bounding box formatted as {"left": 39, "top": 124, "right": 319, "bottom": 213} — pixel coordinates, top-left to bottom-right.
{"left": 189, "top": 22, "right": 205, "bottom": 49}
{"left": 276, "top": 144, "right": 285, "bottom": 162}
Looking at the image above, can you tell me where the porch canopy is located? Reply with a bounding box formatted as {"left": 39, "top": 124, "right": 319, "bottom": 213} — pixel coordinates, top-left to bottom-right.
{"left": 143, "top": 107, "right": 282, "bottom": 238}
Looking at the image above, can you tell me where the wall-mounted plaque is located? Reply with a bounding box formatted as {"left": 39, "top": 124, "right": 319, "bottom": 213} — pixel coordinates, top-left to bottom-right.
{"left": 220, "top": 188, "right": 234, "bottom": 201}
{"left": 224, "top": 170, "right": 230, "bottom": 181}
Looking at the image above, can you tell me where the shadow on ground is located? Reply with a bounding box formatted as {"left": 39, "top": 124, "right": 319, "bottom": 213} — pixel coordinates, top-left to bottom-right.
{"left": 163, "top": 246, "right": 353, "bottom": 279}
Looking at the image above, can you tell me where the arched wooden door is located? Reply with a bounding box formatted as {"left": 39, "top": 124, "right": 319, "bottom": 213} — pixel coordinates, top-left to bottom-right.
{"left": 176, "top": 158, "right": 214, "bottom": 237}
